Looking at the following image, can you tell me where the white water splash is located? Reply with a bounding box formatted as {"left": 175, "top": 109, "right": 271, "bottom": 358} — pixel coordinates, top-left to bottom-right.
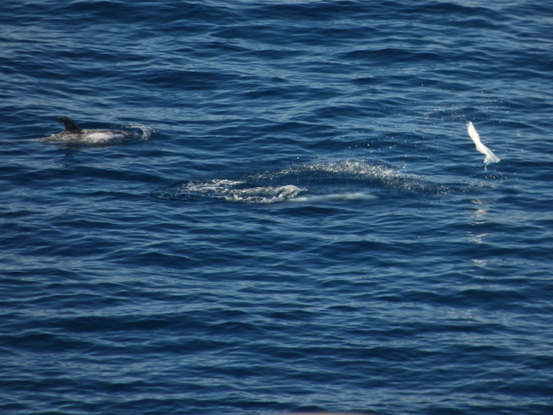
{"left": 467, "top": 121, "right": 500, "bottom": 165}
{"left": 126, "top": 124, "right": 153, "bottom": 141}
{"left": 173, "top": 159, "right": 454, "bottom": 205}
{"left": 177, "top": 179, "right": 304, "bottom": 204}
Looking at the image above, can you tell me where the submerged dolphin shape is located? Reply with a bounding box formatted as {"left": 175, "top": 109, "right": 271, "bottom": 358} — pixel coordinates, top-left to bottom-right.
{"left": 46, "top": 116, "right": 136, "bottom": 145}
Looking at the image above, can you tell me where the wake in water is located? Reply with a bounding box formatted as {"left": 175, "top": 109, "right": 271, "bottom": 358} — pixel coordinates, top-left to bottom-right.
{"left": 164, "top": 160, "right": 450, "bottom": 205}
{"left": 176, "top": 179, "right": 304, "bottom": 204}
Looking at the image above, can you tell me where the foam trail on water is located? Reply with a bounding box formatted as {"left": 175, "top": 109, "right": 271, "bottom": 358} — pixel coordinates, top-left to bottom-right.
{"left": 467, "top": 121, "right": 500, "bottom": 165}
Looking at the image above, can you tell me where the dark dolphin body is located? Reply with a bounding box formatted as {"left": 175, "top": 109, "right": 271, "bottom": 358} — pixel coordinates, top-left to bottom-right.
{"left": 46, "top": 116, "right": 136, "bottom": 145}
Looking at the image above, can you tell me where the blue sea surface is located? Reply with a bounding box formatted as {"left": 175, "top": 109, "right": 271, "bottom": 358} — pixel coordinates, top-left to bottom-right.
{"left": 1, "top": 1, "right": 553, "bottom": 414}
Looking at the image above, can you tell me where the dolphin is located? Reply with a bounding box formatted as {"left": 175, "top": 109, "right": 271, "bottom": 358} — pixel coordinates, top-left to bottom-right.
{"left": 46, "top": 116, "right": 137, "bottom": 145}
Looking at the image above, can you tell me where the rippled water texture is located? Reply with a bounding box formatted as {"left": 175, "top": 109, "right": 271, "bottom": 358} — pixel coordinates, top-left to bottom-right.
{"left": 1, "top": 1, "right": 552, "bottom": 415}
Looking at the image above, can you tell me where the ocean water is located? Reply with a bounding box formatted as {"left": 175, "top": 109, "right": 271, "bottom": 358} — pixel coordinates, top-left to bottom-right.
{"left": 1, "top": 1, "right": 552, "bottom": 414}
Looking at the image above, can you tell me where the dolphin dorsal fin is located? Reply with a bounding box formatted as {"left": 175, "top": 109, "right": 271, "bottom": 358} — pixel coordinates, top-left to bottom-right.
{"left": 57, "top": 116, "right": 82, "bottom": 133}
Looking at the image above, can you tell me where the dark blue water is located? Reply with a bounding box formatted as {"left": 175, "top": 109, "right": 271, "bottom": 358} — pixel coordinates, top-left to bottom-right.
{"left": 1, "top": 1, "right": 552, "bottom": 414}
